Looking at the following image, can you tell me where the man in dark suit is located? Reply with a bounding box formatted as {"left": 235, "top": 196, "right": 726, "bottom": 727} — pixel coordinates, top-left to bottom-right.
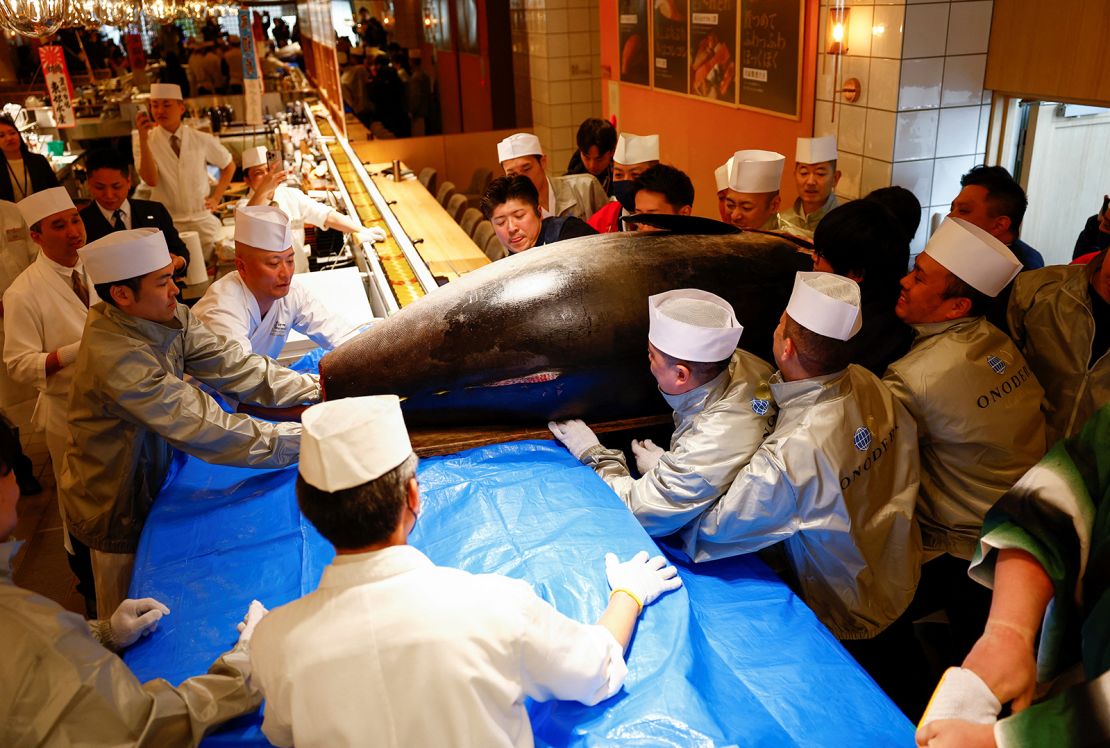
{"left": 79, "top": 148, "right": 190, "bottom": 279}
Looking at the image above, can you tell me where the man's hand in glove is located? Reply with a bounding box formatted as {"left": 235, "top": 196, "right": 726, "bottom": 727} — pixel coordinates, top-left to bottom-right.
{"left": 631, "top": 438, "right": 664, "bottom": 475}
{"left": 605, "top": 550, "right": 683, "bottom": 613}
{"left": 357, "top": 226, "right": 387, "bottom": 244}
{"left": 548, "top": 419, "right": 601, "bottom": 460}
{"left": 237, "top": 599, "right": 270, "bottom": 647}
{"left": 110, "top": 598, "right": 171, "bottom": 649}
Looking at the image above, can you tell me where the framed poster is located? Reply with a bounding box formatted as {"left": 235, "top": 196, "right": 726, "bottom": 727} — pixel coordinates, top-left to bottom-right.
{"left": 689, "top": 0, "right": 737, "bottom": 103}
{"left": 618, "top": 0, "right": 650, "bottom": 86}
{"left": 652, "top": 0, "right": 688, "bottom": 94}
{"left": 738, "top": 0, "right": 802, "bottom": 118}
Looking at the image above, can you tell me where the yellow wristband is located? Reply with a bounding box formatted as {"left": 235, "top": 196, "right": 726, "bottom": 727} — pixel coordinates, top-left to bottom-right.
{"left": 609, "top": 588, "right": 643, "bottom": 615}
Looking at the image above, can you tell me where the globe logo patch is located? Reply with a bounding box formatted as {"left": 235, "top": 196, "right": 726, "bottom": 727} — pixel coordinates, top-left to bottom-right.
{"left": 987, "top": 354, "right": 1006, "bottom": 374}
{"left": 853, "top": 427, "right": 872, "bottom": 451}
{"left": 751, "top": 398, "right": 770, "bottom": 415}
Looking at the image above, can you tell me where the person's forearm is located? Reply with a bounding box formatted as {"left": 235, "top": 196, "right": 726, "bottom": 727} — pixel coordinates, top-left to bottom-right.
{"left": 597, "top": 590, "right": 639, "bottom": 650}
{"left": 983, "top": 548, "right": 1053, "bottom": 635}
{"left": 210, "top": 162, "right": 235, "bottom": 203}
{"left": 138, "top": 135, "right": 159, "bottom": 186}
{"left": 324, "top": 210, "right": 361, "bottom": 233}
{"left": 45, "top": 350, "right": 63, "bottom": 377}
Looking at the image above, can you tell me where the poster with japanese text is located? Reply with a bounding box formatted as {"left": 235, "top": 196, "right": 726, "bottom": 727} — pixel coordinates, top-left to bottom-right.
{"left": 37, "top": 46, "right": 75, "bottom": 129}
{"left": 239, "top": 7, "right": 263, "bottom": 124}
{"left": 689, "top": 0, "right": 736, "bottom": 103}
{"left": 618, "top": 0, "right": 649, "bottom": 86}
{"left": 739, "top": 0, "right": 801, "bottom": 117}
{"left": 652, "top": 0, "right": 688, "bottom": 93}
{"left": 124, "top": 34, "right": 146, "bottom": 71}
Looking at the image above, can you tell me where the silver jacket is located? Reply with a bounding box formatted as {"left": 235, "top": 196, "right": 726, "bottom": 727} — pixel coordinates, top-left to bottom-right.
{"left": 583, "top": 350, "right": 777, "bottom": 537}
{"left": 60, "top": 302, "right": 320, "bottom": 553}
{"left": 883, "top": 316, "right": 1046, "bottom": 559}
{"left": 691, "top": 366, "right": 922, "bottom": 640}
{"left": 1008, "top": 256, "right": 1110, "bottom": 444}
{"left": 779, "top": 193, "right": 839, "bottom": 235}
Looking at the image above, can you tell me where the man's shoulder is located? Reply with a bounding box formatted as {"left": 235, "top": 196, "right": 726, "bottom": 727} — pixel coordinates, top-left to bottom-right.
{"left": 5, "top": 260, "right": 41, "bottom": 297}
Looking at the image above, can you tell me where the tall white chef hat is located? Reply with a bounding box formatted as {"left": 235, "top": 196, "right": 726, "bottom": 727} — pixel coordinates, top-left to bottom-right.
{"left": 241, "top": 145, "right": 268, "bottom": 170}
{"left": 300, "top": 395, "right": 413, "bottom": 492}
{"left": 714, "top": 157, "right": 734, "bottom": 194}
{"left": 80, "top": 228, "right": 173, "bottom": 284}
{"left": 923, "top": 217, "right": 1021, "bottom": 297}
{"left": 728, "top": 150, "right": 786, "bottom": 194}
{"left": 648, "top": 289, "right": 743, "bottom": 363}
{"left": 234, "top": 205, "right": 294, "bottom": 252}
{"left": 497, "top": 133, "right": 544, "bottom": 163}
{"left": 786, "top": 271, "right": 862, "bottom": 341}
{"left": 17, "top": 186, "right": 75, "bottom": 227}
{"left": 795, "top": 135, "right": 838, "bottom": 165}
{"left": 149, "top": 83, "right": 183, "bottom": 100}
{"left": 613, "top": 133, "right": 660, "bottom": 166}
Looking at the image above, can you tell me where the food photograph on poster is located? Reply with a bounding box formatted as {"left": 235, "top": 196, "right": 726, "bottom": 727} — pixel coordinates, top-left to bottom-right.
{"left": 689, "top": 0, "right": 737, "bottom": 102}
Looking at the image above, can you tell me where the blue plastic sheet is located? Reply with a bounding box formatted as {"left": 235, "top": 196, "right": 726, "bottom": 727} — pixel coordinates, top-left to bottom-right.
{"left": 124, "top": 436, "right": 912, "bottom": 746}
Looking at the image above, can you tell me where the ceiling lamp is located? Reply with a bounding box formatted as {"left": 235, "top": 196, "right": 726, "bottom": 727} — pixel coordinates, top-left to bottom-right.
{"left": 0, "top": 0, "right": 70, "bottom": 38}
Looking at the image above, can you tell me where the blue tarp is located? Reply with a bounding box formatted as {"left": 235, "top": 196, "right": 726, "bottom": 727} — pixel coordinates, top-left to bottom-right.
{"left": 123, "top": 437, "right": 913, "bottom": 746}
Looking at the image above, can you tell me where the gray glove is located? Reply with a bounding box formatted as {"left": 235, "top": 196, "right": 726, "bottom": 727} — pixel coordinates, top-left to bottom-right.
{"left": 109, "top": 597, "right": 170, "bottom": 649}
{"left": 548, "top": 419, "right": 601, "bottom": 460}
{"left": 631, "top": 438, "right": 665, "bottom": 475}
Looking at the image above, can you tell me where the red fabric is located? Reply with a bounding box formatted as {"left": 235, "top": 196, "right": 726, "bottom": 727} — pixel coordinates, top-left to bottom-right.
{"left": 588, "top": 200, "right": 622, "bottom": 234}
{"left": 1072, "top": 251, "right": 1098, "bottom": 265}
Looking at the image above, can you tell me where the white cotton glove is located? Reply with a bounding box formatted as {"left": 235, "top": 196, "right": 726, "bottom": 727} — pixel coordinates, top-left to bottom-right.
{"left": 919, "top": 667, "right": 1002, "bottom": 727}
{"left": 56, "top": 341, "right": 81, "bottom": 367}
{"left": 357, "top": 226, "right": 387, "bottom": 243}
{"left": 630, "top": 438, "right": 665, "bottom": 475}
{"left": 109, "top": 597, "right": 171, "bottom": 649}
{"left": 548, "top": 419, "right": 601, "bottom": 460}
{"left": 605, "top": 550, "right": 683, "bottom": 613}
{"left": 236, "top": 599, "right": 269, "bottom": 647}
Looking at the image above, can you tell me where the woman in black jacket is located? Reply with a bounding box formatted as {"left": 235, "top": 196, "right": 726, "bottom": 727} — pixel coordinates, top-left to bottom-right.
{"left": 0, "top": 114, "right": 60, "bottom": 203}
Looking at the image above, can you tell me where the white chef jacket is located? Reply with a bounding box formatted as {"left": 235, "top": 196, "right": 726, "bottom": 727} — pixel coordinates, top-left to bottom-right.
{"left": 0, "top": 200, "right": 38, "bottom": 413}
{"left": 132, "top": 124, "right": 232, "bottom": 221}
{"left": 192, "top": 270, "right": 361, "bottom": 359}
{"left": 250, "top": 545, "right": 627, "bottom": 748}
{"left": 238, "top": 185, "right": 334, "bottom": 274}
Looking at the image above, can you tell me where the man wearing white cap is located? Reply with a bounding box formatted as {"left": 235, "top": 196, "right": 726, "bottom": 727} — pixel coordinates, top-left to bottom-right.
{"left": 133, "top": 82, "right": 235, "bottom": 259}
{"left": 724, "top": 149, "right": 809, "bottom": 238}
{"left": 590, "top": 132, "right": 661, "bottom": 234}
{"left": 60, "top": 228, "right": 320, "bottom": 617}
{"left": 496, "top": 132, "right": 607, "bottom": 221}
{"left": 4, "top": 187, "right": 99, "bottom": 605}
{"left": 250, "top": 395, "right": 682, "bottom": 747}
{"left": 691, "top": 272, "right": 922, "bottom": 643}
{"left": 713, "top": 156, "right": 733, "bottom": 223}
{"left": 780, "top": 135, "right": 841, "bottom": 234}
{"left": 193, "top": 206, "right": 364, "bottom": 360}
{"left": 549, "top": 289, "right": 775, "bottom": 538}
{"left": 238, "top": 146, "right": 384, "bottom": 274}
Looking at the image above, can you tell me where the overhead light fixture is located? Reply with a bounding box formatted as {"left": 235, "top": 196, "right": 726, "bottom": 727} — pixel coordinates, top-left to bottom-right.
{"left": 0, "top": 0, "right": 70, "bottom": 38}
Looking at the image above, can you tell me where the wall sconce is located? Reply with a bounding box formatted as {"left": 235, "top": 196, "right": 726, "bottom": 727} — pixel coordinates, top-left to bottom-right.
{"left": 827, "top": 6, "right": 849, "bottom": 56}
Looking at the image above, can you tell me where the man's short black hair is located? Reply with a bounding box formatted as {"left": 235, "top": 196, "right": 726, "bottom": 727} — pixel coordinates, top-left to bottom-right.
{"left": 633, "top": 164, "right": 694, "bottom": 210}
{"left": 864, "top": 186, "right": 921, "bottom": 244}
{"left": 94, "top": 275, "right": 144, "bottom": 308}
{"left": 813, "top": 200, "right": 909, "bottom": 305}
{"left": 297, "top": 453, "right": 418, "bottom": 550}
{"left": 940, "top": 273, "right": 993, "bottom": 318}
{"left": 784, "top": 315, "right": 851, "bottom": 376}
{"left": 575, "top": 118, "right": 617, "bottom": 155}
{"left": 655, "top": 346, "right": 730, "bottom": 385}
{"left": 960, "top": 165, "right": 1028, "bottom": 234}
{"left": 480, "top": 175, "right": 540, "bottom": 220}
{"left": 85, "top": 148, "right": 131, "bottom": 178}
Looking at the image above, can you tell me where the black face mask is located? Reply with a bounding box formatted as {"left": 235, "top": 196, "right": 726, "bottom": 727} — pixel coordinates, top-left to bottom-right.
{"left": 611, "top": 180, "right": 638, "bottom": 212}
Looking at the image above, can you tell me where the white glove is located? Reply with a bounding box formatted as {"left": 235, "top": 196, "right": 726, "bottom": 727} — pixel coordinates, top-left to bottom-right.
{"left": 919, "top": 667, "right": 1002, "bottom": 727}
{"left": 357, "top": 226, "right": 387, "bottom": 243}
{"left": 57, "top": 341, "right": 81, "bottom": 367}
{"left": 236, "top": 599, "right": 269, "bottom": 646}
{"left": 109, "top": 597, "right": 170, "bottom": 649}
{"left": 548, "top": 419, "right": 601, "bottom": 460}
{"left": 605, "top": 550, "right": 683, "bottom": 613}
{"left": 631, "top": 438, "right": 665, "bottom": 475}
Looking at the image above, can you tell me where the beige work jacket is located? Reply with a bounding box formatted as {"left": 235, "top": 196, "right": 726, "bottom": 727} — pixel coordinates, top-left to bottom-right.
{"left": 549, "top": 174, "right": 609, "bottom": 220}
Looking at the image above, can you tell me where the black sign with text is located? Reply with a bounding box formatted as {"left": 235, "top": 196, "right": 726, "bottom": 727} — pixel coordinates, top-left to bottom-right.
{"left": 739, "top": 0, "right": 801, "bottom": 116}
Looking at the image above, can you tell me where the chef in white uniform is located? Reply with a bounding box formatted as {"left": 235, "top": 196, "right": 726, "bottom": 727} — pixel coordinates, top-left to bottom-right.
{"left": 249, "top": 394, "right": 683, "bottom": 748}
{"left": 132, "top": 83, "right": 234, "bottom": 259}
{"left": 239, "top": 146, "right": 384, "bottom": 274}
{"left": 193, "top": 205, "right": 363, "bottom": 359}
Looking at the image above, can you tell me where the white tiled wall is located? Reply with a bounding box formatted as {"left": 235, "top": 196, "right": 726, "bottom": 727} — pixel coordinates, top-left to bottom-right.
{"left": 817, "top": 0, "right": 994, "bottom": 253}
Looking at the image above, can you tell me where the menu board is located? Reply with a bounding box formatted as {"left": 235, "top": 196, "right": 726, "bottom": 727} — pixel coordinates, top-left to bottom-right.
{"left": 617, "top": 0, "right": 649, "bottom": 86}
{"left": 652, "top": 0, "right": 688, "bottom": 93}
{"left": 738, "top": 0, "right": 801, "bottom": 117}
{"left": 298, "top": 0, "right": 346, "bottom": 137}
{"left": 689, "top": 0, "right": 737, "bottom": 103}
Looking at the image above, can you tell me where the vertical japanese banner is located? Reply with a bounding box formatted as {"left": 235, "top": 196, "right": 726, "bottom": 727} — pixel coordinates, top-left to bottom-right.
{"left": 652, "top": 0, "right": 688, "bottom": 93}
{"left": 617, "top": 0, "right": 649, "bottom": 86}
{"left": 37, "top": 46, "right": 76, "bottom": 128}
{"left": 689, "top": 0, "right": 736, "bottom": 103}
{"left": 239, "top": 7, "right": 264, "bottom": 124}
{"left": 124, "top": 34, "right": 147, "bottom": 71}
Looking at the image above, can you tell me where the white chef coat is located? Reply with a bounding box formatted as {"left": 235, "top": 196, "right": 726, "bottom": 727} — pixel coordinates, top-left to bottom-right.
{"left": 192, "top": 270, "right": 361, "bottom": 359}
{"left": 238, "top": 185, "right": 334, "bottom": 274}
{"left": 132, "top": 124, "right": 232, "bottom": 222}
{"left": 250, "top": 545, "right": 627, "bottom": 748}
{"left": 0, "top": 200, "right": 38, "bottom": 415}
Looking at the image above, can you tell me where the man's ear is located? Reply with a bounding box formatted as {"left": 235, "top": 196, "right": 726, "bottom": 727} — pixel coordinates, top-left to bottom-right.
{"left": 674, "top": 363, "right": 692, "bottom": 387}
{"left": 407, "top": 477, "right": 420, "bottom": 515}
{"left": 109, "top": 284, "right": 132, "bottom": 308}
{"left": 943, "top": 295, "right": 973, "bottom": 320}
{"left": 770, "top": 194, "right": 782, "bottom": 213}
{"left": 679, "top": 205, "right": 693, "bottom": 216}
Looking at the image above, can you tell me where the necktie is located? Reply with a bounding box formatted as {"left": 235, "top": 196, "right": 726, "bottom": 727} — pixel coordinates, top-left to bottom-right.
{"left": 170, "top": 133, "right": 181, "bottom": 157}
{"left": 112, "top": 209, "right": 125, "bottom": 230}
{"left": 71, "top": 270, "right": 89, "bottom": 308}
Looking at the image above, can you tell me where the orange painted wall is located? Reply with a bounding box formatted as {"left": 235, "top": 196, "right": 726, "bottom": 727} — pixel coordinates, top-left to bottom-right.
{"left": 599, "top": 0, "right": 820, "bottom": 219}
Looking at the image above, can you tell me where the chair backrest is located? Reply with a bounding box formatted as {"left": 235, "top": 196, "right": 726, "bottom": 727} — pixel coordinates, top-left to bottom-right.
{"left": 458, "top": 207, "right": 483, "bottom": 237}
{"left": 418, "top": 167, "right": 437, "bottom": 193}
{"left": 483, "top": 231, "right": 507, "bottom": 261}
{"left": 464, "top": 167, "right": 493, "bottom": 197}
{"left": 472, "top": 220, "right": 495, "bottom": 250}
{"left": 436, "top": 181, "right": 456, "bottom": 206}
{"left": 445, "top": 193, "right": 469, "bottom": 222}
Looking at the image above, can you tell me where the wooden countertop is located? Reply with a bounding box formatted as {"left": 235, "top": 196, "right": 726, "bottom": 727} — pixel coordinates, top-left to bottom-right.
{"left": 408, "top": 414, "right": 671, "bottom": 457}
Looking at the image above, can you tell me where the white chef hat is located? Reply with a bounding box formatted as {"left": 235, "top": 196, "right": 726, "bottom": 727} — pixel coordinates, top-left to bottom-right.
{"left": 786, "top": 271, "right": 862, "bottom": 341}
{"left": 80, "top": 227, "right": 173, "bottom": 284}
{"left": 648, "top": 289, "right": 743, "bottom": 363}
{"left": 714, "top": 157, "right": 734, "bottom": 193}
{"left": 497, "top": 133, "right": 544, "bottom": 163}
{"left": 300, "top": 395, "right": 413, "bottom": 492}
{"left": 17, "top": 186, "right": 75, "bottom": 227}
{"left": 795, "top": 135, "right": 838, "bottom": 165}
{"left": 614, "top": 133, "right": 660, "bottom": 166}
{"left": 149, "top": 83, "right": 183, "bottom": 100}
{"left": 728, "top": 150, "right": 786, "bottom": 194}
{"left": 234, "top": 205, "right": 293, "bottom": 252}
{"left": 923, "top": 217, "right": 1021, "bottom": 297}
{"left": 241, "top": 146, "right": 268, "bottom": 170}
